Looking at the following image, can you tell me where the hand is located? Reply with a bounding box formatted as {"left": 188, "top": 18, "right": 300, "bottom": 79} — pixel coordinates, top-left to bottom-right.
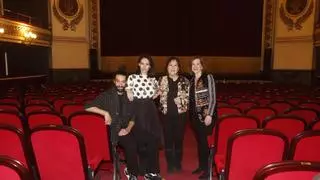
{"left": 118, "top": 129, "right": 129, "bottom": 136}
{"left": 204, "top": 115, "right": 212, "bottom": 126}
{"left": 174, "top": 97, "right": 180, "bottom": 105}
{"left": 127, "top": 90, "right": 134, "bottom": 101}
{"left": 104, "top": 112, "right": 112, "bottom": 125}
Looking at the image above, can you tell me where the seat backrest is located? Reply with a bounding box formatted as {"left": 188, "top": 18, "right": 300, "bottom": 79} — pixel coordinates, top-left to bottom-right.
{"left": 215, "top": 115, "right": 259, "bottom": 156}
{"left": 52, "top": 98, "right": 73, "bottom": 113}
{"left": 0, "top": 156, "right": 30, "bottom": 180}
{"left": 225, "top": 129, "right": 288, "bottom": 180}
{"left": 289, "top": 131, "right": 320, "bottom": 162}
{"left": 217, "top": 106, "right": 242, "bottom": 117}
{"left": 311, "top": 120, "right": 320, "bottom": 130}
{"left": 0, "top": 98, "right": 20, "bottom": 107}
{"left": 0, "top": 103, "right": 20, "bottom": 112}
{"left": 268, "top": 100, "right": 294, "bottom": 114}
{"left": 299, "top": 102, "right": 320, "bottom": 112}
{"left": 254, "top": 161, "right": 320, "bottom": 180}
{"left": 27, "top": 112, "right": 65, "bottom": 129}
{"left": 245, "top": 106, "right": 277, "bottom": 123}
{"left": 25, "top": 98, "right": 51, "bottom": 106}
{"left": 30, "top": 125, "right": 89, "bottom": 180}
{"left": 0, "top": 111, "right": 23, "bottom": 131}
{"left": 61, "top": 103, "right": 84, "bottom": 118}
{"left": 68, "top": 112, "right": 111, "bottom": 170}
{"left": 0, "top": 125, "right": 29, "bottom": 169}
{"left": 284, "top": 107, "right": 319, "bottom": 124}
{"left": 234, "top": 100, "right": 259, "bottom": 111}
{"left": 263, "top": 115, "right": 306, "bottom": 141}
{"left": 24, "top": 104, "right": 53, "bottom": 116}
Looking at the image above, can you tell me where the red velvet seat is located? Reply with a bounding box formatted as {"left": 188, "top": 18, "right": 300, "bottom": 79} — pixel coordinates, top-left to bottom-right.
{"left": 61, "top": 103, "right": 84, "bottom": 118}
{"left": 30, "top": 125, "right": 90, "bottom": 180}
{"left": 68, "top": 112, "right": 111, "bottom": 172}
{"left": 0, "top": 125, "right": 30, "bottom": 170}
{"left": 267, "top": 100, "right": 294, "bottom": 114}
{"left": 211, "top": 115, "right": 259, "bottom": 179}
{"left": 284, "top": 107, "right": 319, "bottom": 124}
{"left": 220, "top": 129, "right": 288, "bottom": 180}
{"left": 27, "top": 111, "right": 65, "bottom": 129}
{"left": 263, "top": 115, "right": 307, "bottom": 141}
{"left": 254, "top": 161, "right": 320, "bottom": 180}
{"left": 217, "top": 105, "right": 242, "bottom": 117}
{"left": 0, "top": 110, "right": 24, "bottom": 131}
{"left": 289, "top": 131, "right": 320, "bottom": 162}
{"left": 24, "top": 104, "right": 53, "bottom": 116}
{"left": 245, "top": 106, "right": 277, "bottom": 123}
{"left": 0, "top": 156, "right": 31, "bottom": 180}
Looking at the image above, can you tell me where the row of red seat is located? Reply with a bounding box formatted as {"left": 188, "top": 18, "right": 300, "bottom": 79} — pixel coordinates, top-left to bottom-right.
{"left": 0, "top": 111, "right": 112, "bottom": 180}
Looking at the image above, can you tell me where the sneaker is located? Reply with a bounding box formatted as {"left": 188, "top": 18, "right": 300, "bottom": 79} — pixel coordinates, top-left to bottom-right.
{"left": 124, "top": 167, "right": 138, "bottom": 180}
{"left": 124, "top": 167, "right": 129, "bottom": 179}
{"left": 144, "top": 173, "right": 162, "bottom": 180}
{"left": 129, "top": 175, "right": 138, "bottom": 180}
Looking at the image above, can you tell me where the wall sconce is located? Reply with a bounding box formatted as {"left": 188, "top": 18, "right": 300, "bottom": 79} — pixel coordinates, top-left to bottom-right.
{"left": 0, "top": 28, "right": 4, "bottom": 34}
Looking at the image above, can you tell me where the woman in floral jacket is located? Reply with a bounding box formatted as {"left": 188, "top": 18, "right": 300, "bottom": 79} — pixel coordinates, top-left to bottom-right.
{"left": 158, "top": 57, "right": 190, "bottom": 173}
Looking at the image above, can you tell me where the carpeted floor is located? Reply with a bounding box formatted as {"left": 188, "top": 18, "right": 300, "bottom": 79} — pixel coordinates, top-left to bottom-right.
{"left": 97, "top": 123, "right": 218, "bottom": 180}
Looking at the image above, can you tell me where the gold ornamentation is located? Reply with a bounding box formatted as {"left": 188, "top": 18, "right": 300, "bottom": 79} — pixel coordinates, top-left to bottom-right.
{"left": 53, "top": 0, "right": 84, "bottom": 31}
{"left": 279, "top": 0, "right": 314, "bottom": 31}
{"left": 90, "top": 0, "right": 98, "bottom": 49}
{"left": 0, "top": 18, "right": 51, "bottom": 46}
{"left": 264, "top": 0, "right": 275, "bottom": 49}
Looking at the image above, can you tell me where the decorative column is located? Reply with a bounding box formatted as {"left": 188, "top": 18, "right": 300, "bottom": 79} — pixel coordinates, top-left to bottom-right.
{"left": 261, "top": 0, "right": 276, "bottom": 79}
{"left": 50, "top": 0, "right": 90, "bottom": 83}
{"left": 272, "top": 0, "right": 317, "bottom": 85}
{"left": 314, "top": 0, "right": 320, "bottom": 84}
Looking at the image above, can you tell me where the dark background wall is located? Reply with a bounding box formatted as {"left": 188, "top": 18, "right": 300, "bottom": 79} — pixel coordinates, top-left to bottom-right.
{"left": 3, "top": 0, "right": 49, "bottom": 28}
{"left": 0, "top": 43, "right": 50, "bottom": 77}
{"left": 100, "top": 0, "right": 264, "bottom": 56}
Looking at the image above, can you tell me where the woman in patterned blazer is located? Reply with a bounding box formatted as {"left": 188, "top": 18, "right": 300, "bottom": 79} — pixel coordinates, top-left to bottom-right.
{"left": 158, "top": 57, "right": 190, "bottom": 173}
{"left": 189, "top": 56, "right": 217, "bottom": 179}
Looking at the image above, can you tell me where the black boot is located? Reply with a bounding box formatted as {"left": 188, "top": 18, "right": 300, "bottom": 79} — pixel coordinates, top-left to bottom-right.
{"left": 174, "top": 149, "right": 183, "bottom": 172}
{"left": 165, "top": 149, "right": 175, "bottom": 173}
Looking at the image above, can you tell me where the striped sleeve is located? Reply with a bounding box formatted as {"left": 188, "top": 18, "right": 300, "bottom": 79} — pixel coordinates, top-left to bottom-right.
{"left": 207, "top": 74, "right": 216, "bottom": 117}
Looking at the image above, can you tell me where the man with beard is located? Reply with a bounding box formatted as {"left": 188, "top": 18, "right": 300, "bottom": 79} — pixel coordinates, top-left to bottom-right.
{"left": 85, "top": 69, "right": 139, "bottom": 180}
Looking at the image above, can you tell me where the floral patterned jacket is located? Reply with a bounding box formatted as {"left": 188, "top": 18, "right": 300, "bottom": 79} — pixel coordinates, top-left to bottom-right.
{"left": 158, "top": 75, "right": 190, "bottom": 114}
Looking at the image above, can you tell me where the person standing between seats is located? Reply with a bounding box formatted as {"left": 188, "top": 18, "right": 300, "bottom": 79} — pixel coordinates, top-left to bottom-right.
{"left": 85, "top": 69, "right": 139, "bottom": 180}
{"left": 126, "top": 56, "right": 163, "bottom": 180}
{"left": 158, "top": 57, "right": 190, "bottom": 173}
{"left": 189, "top": 57, "right": 217, "bottom": 179}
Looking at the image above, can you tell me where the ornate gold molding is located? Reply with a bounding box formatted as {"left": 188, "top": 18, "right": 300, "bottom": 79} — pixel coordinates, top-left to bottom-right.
{"left": 276, "top": 35, "right": 313, "bottom": 42}
{"left": 89, "top": 0, "right": 98, "bottom": 49}
{"left": 53, "top": 0, "right": 84, "bottom": 31}
{"left": 52, "top": 36, "right": 88, "bottom": 43}
{"left": 0, "top": 18, "right": 51, "bottom": 47}
{"left": 279, "top": 0, "right": 314, "bottom": 31}
{"left": 264, "top": 0, "right": 276, "bottom": 49}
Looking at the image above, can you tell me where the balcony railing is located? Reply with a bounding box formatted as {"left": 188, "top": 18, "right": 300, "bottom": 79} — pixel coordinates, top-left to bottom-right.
{"left": 2, "top": 9, "right": 46, "bottom": 28}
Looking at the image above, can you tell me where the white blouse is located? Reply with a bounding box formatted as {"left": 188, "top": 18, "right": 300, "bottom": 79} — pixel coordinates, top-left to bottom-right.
{"left": 126, "top": 74, "right": 158, "bottom": 99}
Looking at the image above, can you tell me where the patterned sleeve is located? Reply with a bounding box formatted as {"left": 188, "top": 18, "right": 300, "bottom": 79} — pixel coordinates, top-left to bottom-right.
{"left": 184, "top": 77, "right": 190, "bottom": 106}
{"left": 153, "top": 77, "right": 159, "bottom": 91}
{"left": 180, "top": 77, "right": 190, "bottom": 106}
{"left": 126, "top": 74, "right": 134, "bottom": 90}
{"left": 207, "top": 74, "right": 216, "bottom": 117}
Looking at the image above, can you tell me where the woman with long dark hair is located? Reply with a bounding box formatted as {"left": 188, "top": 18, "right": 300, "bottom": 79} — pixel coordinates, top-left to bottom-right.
{"left": 125, "top": 56, "right": 163, "bottom": 180}
{"left": 189, "top": 57, "right": 217, "bottom": 179}
{"left": 158, "top": 57, "right": 190, "bottom": 173}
